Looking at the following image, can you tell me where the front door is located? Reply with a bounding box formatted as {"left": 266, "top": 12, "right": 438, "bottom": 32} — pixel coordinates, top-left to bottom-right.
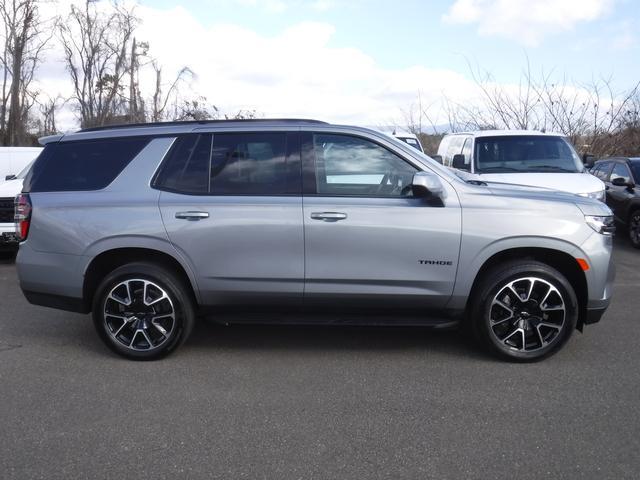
{"left": 302, "top": 132, "right": 462, "bottom": 310}
{"left": 158, "top": 131, "right": 304, "bottom": 306}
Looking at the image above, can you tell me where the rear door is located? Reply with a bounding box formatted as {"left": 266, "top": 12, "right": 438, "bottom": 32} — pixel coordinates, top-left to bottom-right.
{"left": 158, "top": 131, "right": 304, "bottom": 306}
{"left": 301, "top": 132, "right": 462, "bottom": 310}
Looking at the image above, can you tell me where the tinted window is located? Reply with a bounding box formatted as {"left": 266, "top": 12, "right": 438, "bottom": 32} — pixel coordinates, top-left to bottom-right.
{"left": 210, "top": 133, "right": 288, "bottom": 195}
{"left": 155, "top": 132, "right": 294, "bottom": 195}
{"left": 594, "top": 162, "right": 612, "bottom": 180}
{"left": 25, "top": 137, "right": 150, "bottom": 192}
{"left": 398, "top": 137, "right": 422, "bottom": 151}
{"left": 610, "top": 163, "right": 632, "bottom": 184}
{"left": 155, "top": 134, "right": 211, "bottom": 194}
{"left": 630, "top": 162, "right": 640, "bottom": 182}
{"left": 475, "top": 136, "right": 583, "bottom": 173}
{"left": 312, "top": 134, "right": 416, "bottom": 197}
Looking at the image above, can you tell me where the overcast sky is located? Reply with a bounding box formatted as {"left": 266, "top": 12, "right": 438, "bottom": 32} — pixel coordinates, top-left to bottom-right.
{"left": 38, "top": 0, "right": 640, "bottom": 130}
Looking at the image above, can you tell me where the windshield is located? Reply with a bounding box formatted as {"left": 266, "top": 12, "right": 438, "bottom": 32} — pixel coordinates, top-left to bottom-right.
{"left": 16, "top": 160, "right": 35, "bottom": 179}
{"left": 474, "top": 135, "right": 583, "bottom": 174}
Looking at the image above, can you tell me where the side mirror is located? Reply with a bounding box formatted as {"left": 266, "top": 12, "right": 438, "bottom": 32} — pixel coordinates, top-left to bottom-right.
{"left": 5, "top": 175, "right": 16, "bottom": 181}
{"left": 452, "top": 154, "right": 469, "bottom": 171}
{"left": 612, "top": 177, "right": 635, "bottom": 188}
{"left": 411, "top": 172, "right": 445, "bottom": 203}
{"left": 431, "top": 154, "right": 443, "bottom": 165}
{"left": 583, "top": 154, "right": 595, "bottom": 168}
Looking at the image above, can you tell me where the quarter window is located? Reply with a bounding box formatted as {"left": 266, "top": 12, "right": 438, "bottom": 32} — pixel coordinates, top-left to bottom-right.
{"left": 25, "top": 137, "right": 151, "bottom": 192}
{"left": 312, "top": 134, "right": 417, "bottom": 197}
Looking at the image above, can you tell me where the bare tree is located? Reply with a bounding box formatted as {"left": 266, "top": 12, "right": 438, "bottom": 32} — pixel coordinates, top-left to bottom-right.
{"left": 36, "top": 94, "right": 63, "bottom": 135}
{"left": 149, "top": 61, "right": 192, "bottom": 122}
{"left": 59, "top": 0, "right": 137, "bottom": 128}
{"left": 438, "top": 60, "right": 640, "bottom": 156}
{"left": 0, "top": 0, "right": 51, "bottom": 145}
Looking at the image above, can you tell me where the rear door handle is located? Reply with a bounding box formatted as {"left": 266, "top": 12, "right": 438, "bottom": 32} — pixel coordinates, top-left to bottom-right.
{"left": 310, "top": 212, "right": 347, "bottom": 222}
{"left": 175, "top": 211, "right": 209, "bottom": 220}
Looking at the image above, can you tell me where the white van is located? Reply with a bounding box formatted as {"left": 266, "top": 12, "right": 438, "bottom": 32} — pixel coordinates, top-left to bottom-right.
{"left": 437, "top": 130, "right": 605, "bottom": 200}
{"left": 392, "top": 131, "right": 425, "bottom": 153}
{"left": 0, "top": 147, "right": 42, "bottom": 181}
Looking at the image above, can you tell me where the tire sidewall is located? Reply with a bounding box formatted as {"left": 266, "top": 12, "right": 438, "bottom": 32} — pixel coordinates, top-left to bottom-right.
{"left": 473, "top": 262, "right": 578, "bottom": 362}
{"left": 92, "top": 263, "right": 194, "bottom": 360}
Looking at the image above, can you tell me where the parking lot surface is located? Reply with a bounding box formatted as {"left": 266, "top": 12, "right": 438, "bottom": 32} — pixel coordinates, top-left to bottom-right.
{"left": 0, "top": 237, "right": 639, "bottom": 479}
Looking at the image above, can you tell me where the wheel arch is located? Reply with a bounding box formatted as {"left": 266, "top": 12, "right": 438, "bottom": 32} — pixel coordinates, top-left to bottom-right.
{"left": 467, "top": 247, "right": 588, "bottom": 330}
{"left": 83, "top": 247, "right": 200, "bottom": 312}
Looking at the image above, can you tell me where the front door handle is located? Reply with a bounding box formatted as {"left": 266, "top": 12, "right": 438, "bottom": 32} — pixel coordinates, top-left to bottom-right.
{"left": 175, "top": 211, "right": 209, "bottom": 220}
{"left": 310, "top": 212, "right": 347, "bottom": 222}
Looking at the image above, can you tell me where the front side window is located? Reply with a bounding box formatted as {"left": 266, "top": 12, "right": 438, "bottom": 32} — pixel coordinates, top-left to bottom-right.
{"left": 445, "top": 136, "right": 464, "bottom": 164}
{"left": 610, "top": 163, "right": 632, "bottom": 184}
{"left": 461, "top": 138, "right": 472, "bottom": 166}
{"left": 155, "top": 132, "right": 294, "bottom": 195}
{"left": 629, "top": 161, "right": 640, "bottom": 183}
{"left": 474, "top": 136, "right": 583, "bottom": 173}
{"left": 312, "top": 134, "right": 417, "bottom": 197}
{"left": 594, "top": 162, "right": 612, "bottom": 180}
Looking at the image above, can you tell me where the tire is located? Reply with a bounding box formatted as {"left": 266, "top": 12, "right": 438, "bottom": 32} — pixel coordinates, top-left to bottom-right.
{"left": 92, "top": 262, "right": 195, "bottom": 360}
{"left": 469, "top": 260, "right": 578, "bottom": 362}
{"left": 628, "top": 210, "right": 640, "bottom": 249}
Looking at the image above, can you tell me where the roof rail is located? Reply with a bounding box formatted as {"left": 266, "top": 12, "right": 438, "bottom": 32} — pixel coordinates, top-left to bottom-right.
{"left": 78, "top": 118, "right": 329, "bottom": 133}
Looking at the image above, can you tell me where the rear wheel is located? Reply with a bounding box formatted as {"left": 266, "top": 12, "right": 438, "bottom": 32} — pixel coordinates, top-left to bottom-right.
{"left": 92, "top": 262, "right": 195, "bottom": 360}
{"left": 470, "top": 261, "right": 578, "bottom": 362}
{"left": 629, "top": 210, "right": 640, "bottom": 249}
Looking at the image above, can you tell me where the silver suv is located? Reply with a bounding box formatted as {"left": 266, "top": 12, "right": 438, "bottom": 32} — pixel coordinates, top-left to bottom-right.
{"left": 15, "top": 119, "right": 615, "bottom": 361}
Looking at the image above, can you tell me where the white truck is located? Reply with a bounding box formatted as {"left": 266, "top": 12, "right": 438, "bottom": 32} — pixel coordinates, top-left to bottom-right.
{"left": 0, "top": 147, "right": 42, "bottom": 250}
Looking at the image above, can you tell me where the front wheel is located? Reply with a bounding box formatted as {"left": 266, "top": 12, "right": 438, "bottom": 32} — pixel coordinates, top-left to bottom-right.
{"left": 470, "top": 261, "right": 578, "bottom": 362}
{"left": 92, "top": 262, "right": 195, "bottom": 360}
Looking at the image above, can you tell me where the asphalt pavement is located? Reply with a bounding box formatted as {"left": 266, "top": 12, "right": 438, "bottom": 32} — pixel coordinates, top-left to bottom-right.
{"left": 0, "top": 236, "right": 639, "bottom": 479}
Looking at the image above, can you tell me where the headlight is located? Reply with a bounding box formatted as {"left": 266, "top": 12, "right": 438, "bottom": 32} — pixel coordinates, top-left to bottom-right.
{"left": 585, "top": 215, "right": 615, "bottom": 235}
{"left": 578, "top": 189, "right": 605, "bottom": 202}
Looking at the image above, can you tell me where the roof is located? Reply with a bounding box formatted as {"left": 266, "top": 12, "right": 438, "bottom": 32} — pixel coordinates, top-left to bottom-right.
{"left": 78, "top": 118, "right": 328, "bottom": 133}
{"left": 445, "top": 129, "right": 565, "bottom": 138}
{"left": 40, "top": 118, "right": 330, "bottom": 145}
{"left": 595, "top": 157, "right": 640, "bottom": 163}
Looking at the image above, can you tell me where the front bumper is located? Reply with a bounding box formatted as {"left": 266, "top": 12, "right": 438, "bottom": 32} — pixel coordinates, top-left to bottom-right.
{"left": 578, "top": 231, "right": 616, "bottom": 325}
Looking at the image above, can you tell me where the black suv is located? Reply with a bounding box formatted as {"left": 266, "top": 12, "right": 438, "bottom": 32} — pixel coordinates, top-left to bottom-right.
{"left": 592, "top": 157, "right": 640, "bottom": 248}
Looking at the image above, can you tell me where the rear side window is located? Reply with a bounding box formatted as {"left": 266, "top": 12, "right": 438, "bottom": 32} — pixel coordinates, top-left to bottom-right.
{"left": 154, "top": 134, "right": 211, "bottom": 194}
{"left": 25, "top": 137, "right": 150, "bottom": 192}
{"left": 210, "top": 133, "right": 288, "bottom": 195}
{"left": 155, "top": 132, "right": 296, "bottom": 195}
